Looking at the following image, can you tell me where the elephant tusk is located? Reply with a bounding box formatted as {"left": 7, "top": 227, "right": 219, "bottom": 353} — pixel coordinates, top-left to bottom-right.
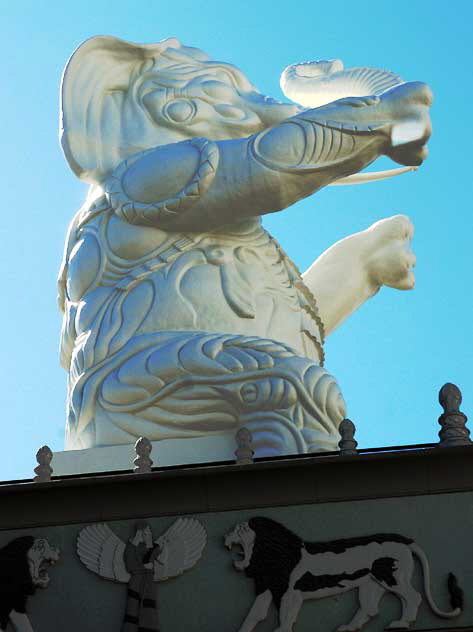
{"left": 329, "top": 165, "right": 418, "bottom": 186}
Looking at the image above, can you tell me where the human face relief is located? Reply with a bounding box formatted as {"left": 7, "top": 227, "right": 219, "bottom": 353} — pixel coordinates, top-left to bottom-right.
{"left": 142, "top": 65, "right": 299, "bottom": 141}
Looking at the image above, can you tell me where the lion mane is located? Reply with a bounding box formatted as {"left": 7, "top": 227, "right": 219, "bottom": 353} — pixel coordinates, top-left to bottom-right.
{"left": 0, "top": 536, "right": 36, "bottom": 629}
{"left": 245, "top": 517, "right": 303, "bottom": 607}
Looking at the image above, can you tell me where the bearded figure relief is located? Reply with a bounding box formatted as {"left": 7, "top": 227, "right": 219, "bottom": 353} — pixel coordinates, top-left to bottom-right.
{"left": 58, "top": 36, "right": 432, "bottom": 457}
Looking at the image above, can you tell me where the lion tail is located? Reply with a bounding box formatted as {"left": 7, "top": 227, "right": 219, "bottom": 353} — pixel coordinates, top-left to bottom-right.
{"left": 410, "top": 543, "right": 463, "bottom": 618}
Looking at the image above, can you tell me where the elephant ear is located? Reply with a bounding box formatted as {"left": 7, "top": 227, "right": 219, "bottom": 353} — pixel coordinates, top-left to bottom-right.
{"left": 60, "top": 35, "right": 180, "bottom": 184}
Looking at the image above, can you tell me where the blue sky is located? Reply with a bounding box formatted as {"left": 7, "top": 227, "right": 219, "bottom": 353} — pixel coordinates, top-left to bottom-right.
{"left": 0, "top": 0, "right": 471, "bottom": 480}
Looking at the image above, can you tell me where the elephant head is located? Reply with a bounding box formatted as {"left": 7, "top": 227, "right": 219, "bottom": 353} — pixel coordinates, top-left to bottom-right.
{"left": 60, "top": 36, "right": 299, "bottom": 184}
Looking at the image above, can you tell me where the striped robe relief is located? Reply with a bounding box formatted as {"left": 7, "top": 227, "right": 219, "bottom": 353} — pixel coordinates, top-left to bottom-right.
{"left": 122, "top": 541, "right": 160, "bottom": 632}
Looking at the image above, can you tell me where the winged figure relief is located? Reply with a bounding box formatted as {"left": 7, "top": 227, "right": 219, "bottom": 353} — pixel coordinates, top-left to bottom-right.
{"left": 77, "top": 519, "right": 207, "bottom": 631}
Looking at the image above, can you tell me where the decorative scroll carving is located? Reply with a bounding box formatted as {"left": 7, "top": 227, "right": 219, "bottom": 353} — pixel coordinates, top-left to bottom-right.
{"left": 66, "top": 331, "right": 346, "bottom": 455}
{"left": 104, "top": 138, "right": 219, "bottom": 226}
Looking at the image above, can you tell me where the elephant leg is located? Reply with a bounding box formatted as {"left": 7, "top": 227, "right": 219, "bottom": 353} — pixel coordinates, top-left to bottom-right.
{"left": 303, "top": 215, "right": 416, "bottom": 336}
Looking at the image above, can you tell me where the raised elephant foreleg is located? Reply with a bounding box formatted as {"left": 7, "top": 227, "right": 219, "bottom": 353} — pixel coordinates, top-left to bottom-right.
{"left": 303, "top": 214, "right": 416, "bottom": 335}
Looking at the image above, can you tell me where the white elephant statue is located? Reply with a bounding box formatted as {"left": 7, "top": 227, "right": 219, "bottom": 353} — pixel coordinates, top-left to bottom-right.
{"left": 58, "top": 37, "right": 431, "bottom": 458}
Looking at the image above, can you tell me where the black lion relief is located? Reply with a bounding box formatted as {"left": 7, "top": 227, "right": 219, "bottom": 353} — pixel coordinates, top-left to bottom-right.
{"left": 0, "top": 536, "right": 60, "bottom": 632}
{"left": 224, "top": 517, "right": 463, "bottom": 631}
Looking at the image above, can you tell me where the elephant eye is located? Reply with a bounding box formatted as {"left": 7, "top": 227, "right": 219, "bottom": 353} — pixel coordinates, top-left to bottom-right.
{"left": 163, "top": 99, "right": 196, "bottom": 123}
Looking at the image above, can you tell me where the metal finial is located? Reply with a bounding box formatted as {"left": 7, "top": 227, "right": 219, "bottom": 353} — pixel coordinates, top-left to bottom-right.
{"left": 133, "top": 437, "right": 153, "bottom": 473}
{"left": 438, "top": 382, "right": 471, "bottom": 447}
{"left": 34, "top": 445, "right": 53, "bottom": 482}
{"left": 338, "top": 419, "right": 358, "bottom": 456}
{"left": 235, "top": 427, "right": 254, "bottom": 465}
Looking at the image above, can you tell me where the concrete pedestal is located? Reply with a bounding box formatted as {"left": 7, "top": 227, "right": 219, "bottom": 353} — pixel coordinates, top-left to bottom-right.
{"left": 53, "top": 434, "right": 236, "bottom": 475}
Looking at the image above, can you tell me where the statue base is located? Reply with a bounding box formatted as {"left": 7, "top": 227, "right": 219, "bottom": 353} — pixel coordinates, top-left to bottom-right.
{"left": 53, "top": 434, "right": 239, "bottom": 476}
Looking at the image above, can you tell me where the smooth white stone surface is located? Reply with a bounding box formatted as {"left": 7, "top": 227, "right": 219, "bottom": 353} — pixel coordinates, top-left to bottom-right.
{"left": 54, "top": 435, "right": 240, "bottom": 475}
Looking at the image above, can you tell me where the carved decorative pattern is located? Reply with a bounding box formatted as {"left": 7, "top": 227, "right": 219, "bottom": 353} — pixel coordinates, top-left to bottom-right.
{"left": 67, "top": 331, "right": 345, "bottom": 455}
{"left": 104, "top": 138, "right": 219, "bottom": 226}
